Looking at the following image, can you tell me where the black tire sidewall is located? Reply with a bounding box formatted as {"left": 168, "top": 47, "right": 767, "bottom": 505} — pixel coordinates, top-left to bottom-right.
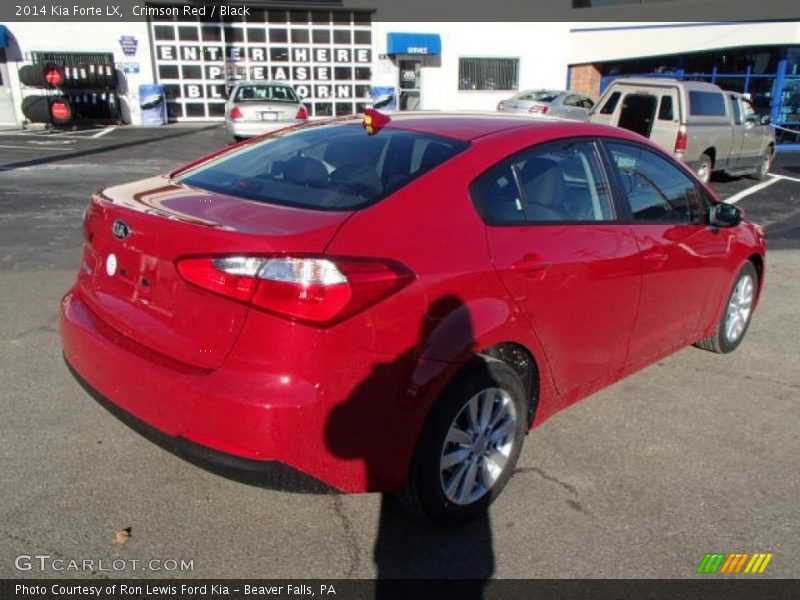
{"left": 717, "top": 262, "right": 758, "bottom": 353}
{"left": 410, "top": 358, "right": 528, "bottom": 526}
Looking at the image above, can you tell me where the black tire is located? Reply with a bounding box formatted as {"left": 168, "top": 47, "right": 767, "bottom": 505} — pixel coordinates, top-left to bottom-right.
{"left": 696, "top": 261, "right": 758, "bottom": 354}
{"left": 750, "top": 149, "right": 772, "bottom": 181}
{"left": 696, "top": 153, "right": 713, "bottom": 184}
{"left": 397, "top": 355, "right": 528, "bottom": 526}
{"left": 228, "top": 135, "right": 243, "bottom": 145}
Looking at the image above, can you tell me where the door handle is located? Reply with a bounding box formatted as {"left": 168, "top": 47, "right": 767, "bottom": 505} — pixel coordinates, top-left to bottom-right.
{"left": 511, "top": 259, "right": 552, "bottom": 280}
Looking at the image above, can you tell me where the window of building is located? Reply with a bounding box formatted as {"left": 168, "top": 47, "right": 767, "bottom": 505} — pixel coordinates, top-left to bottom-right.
{"left": 606, "top": 141, "right": 701, "bottom": 223}
{"left": 472, "top": 140, "right": 614, "bottom": 224}
{"left": 458, "top": 58, "right": 519, "bottom": 91}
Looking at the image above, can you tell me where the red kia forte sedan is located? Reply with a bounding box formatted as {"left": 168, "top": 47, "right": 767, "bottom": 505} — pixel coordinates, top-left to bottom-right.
{"left": 61, "top": 114, "right": 765, "bottom": 524}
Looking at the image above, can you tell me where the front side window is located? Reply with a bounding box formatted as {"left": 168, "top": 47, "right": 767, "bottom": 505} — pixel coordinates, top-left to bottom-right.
{"left": 472, "top": 140, "right": 615, "bottom": 224}
{"left": 730, "top": 95, "right": 742, "bottom": 125}
{"left": 606, "top": 141, "right": 702, "bottom": 224}
{"left": 458, "top": 58, "right": 519, "bottom": 91}
{"left": 177, "top": 124, "right": 468, "bottom": 210}
{"left": 599, "top": 91, "right": 621, "bottom": 115}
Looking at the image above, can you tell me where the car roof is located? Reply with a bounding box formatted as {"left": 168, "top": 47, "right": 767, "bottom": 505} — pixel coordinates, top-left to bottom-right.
{"left": 351, "top": 112, "right": 644, "bottom": 143}
{"left": 606, "top": 77, "right": 722, "bottom": 92}
{"left": 231, "top": 80, "right": 292, "bottom": 87}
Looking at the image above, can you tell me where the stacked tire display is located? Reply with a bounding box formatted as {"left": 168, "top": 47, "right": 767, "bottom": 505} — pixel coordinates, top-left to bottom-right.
{"left": 19, "top": 61, "right": 119, "bottom": 126}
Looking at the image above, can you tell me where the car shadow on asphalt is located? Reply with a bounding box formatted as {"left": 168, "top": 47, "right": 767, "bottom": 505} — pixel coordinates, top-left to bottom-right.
{"left": 325, "top": 295, "right": 495, "bottom": 597}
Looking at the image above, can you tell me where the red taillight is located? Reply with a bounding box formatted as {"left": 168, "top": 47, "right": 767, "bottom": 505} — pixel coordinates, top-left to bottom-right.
{"left": 529, "top": 104, "right": 549, "bottom": 114}
{"left": 497, "top": 101, "right": 505, "bottom": 111}
{"left": 675, "top": 128, "right": 688, "bottom": 153}
{"left": 230, "top": 106, "right": 244, "bottom": 120}
{"left": 296, "top": 105, "right": 308, "bottom": 120}
{"left": 177, "top": 256, "right": 413, "bottom": 325}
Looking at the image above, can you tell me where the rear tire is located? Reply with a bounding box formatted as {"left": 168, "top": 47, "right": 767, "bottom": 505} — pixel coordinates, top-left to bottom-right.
{"left": 228, "top": 135, "right": 243, "bottom": 145}
{"left": 695, "top": 262, "right": 758, "bottom": 354}
{"left": 696, "top": 153, "right": 713, "bottom": 184}
{"left": 397, "top": 356, "right": 528, "bottom": 526}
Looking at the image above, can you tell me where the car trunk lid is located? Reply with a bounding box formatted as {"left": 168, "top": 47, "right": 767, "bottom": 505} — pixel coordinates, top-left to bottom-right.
{"left": 78, "top": 175, "right": 351, "bottom": 369}
{"left": 232, "top": 101, "right": 299, "bottom": 123}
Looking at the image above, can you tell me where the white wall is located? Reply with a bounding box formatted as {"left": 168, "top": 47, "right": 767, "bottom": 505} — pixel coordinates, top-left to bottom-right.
{"left": 2, "top": 21, "right": 154, "bottom": 125}
{"left": 570, "top": 21, "right": 800, "bottom": 65}
{"left": 371, "top": 22, "right": 572, "bottom": 112}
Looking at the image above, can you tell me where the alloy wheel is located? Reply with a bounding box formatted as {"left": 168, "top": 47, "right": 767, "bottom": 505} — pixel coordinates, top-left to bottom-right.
{"left": 725, "top": 274, "right": 754, "bottom": 343}
{"left": 439, "top": 387, "right": 518, "bottom": 505}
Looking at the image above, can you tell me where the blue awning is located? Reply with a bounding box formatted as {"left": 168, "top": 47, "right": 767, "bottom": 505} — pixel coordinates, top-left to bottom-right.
{"left": 386, "top": 33, "right": 441, "bottom": 56}
{"left": 0, "top": 26, "right": 8, "bottom": 48}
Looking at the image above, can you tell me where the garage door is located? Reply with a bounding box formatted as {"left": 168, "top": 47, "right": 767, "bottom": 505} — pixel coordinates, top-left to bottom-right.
{"left": 149, "top": 7, "right": 373, "bottom": 121}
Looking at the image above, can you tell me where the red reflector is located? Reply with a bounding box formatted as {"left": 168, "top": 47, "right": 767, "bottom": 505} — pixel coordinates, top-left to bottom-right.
{"left": 45, "top": 69, "right": 63, "bottom": 86}
{"left": 230, "top": 106, "right": 244, "bottom": 120}
{"left": 529, "top": 105, "right": 549, "bottom": 114}
{"left": 296, "top": 105, "right": 308, "bottom": 120}
{"left": 675, "top": 129, "right": 688, "bottom": 152}
{"left": 51, "top": 101, "right": 71, "bottom": 121}
{"left": 177, "top": 258, "right": 258, "bottom": 303}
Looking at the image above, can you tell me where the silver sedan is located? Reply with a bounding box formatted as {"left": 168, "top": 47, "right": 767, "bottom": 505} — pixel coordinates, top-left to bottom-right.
{"left": 496, "top": 90, "right": 595, "bottom": 121}
{"left": 225, "top": 81, "right": 308, "bottom": 143}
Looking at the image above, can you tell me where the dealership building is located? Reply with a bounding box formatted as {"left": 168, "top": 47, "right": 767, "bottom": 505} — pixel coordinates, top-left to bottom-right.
{"left": 1, "top": 3, "right": 799, "bottom": 148}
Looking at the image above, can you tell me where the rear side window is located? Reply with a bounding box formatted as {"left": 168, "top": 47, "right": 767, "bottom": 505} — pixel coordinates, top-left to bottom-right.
{"left": 606, "top": 141, "right": 702, "bottom": 224}
{"left": 472, "top": 140, "right": 615, "bottom": 224}
{"left": 599, "top": 91, "right": 621, "bottom": 115}
{"left": 658, "top": 96, "right": 674, "bottom": 121}
{"left": 176, "top": 124, "right": 468, "bottom": 210}
{"left": 688, "top": 91, "right": 727, "bottom": 117}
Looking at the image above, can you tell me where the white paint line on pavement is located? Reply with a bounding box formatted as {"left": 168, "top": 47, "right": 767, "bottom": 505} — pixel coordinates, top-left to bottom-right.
{"left": 0, "top": 144, "right": 73, "bottom": 151}
{"left": 724, "top": 175, "right": 781, "bottom": 204}
{"left": 91, "top": 127, "right": 116, "bottom": 138}
{"left": 771, "top": 173, "right": 800, "bottom": 184}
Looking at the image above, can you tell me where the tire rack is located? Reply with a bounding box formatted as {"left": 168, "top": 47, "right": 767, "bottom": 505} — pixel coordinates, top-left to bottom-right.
{"left": 19, "top": 52, "right": 122, "bottom": 127}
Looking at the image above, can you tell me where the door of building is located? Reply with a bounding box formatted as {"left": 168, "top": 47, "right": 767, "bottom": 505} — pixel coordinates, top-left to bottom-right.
{"left": 398, "top": 58, "right": 421, "bottom": 111}
{"left": 0, "top": 49, "right": 18, "bottom": 125}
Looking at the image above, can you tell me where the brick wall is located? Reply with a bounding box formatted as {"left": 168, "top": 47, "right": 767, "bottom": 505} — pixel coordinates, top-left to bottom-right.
{"left": 569, "top": 64, "right": 602, "bottom": 98}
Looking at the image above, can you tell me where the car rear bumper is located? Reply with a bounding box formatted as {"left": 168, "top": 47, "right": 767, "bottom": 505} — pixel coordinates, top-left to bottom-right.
{"left": 226, "top": 120, "right": 302, "bottom": 138}
{"left": 60, "top": 286, "right": 420, "bottom": 493}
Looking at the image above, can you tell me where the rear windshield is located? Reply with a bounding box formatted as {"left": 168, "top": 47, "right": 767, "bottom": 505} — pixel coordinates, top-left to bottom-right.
{"left": 515, "top": 91, "right": 559, "bottom": 103}
{"left": 176, "top": 124, "right": 469, "bottom": 210}
{"left": 234, "top": 85, "right": 298, "bottom": 103}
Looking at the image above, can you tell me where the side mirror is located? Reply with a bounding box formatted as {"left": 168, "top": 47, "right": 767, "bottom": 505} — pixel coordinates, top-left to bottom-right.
{"left": 760, "top": 114, "right": 772, "bottom": 126}
{"left": 709, "top": 203, "right": 743, "bottom": 228}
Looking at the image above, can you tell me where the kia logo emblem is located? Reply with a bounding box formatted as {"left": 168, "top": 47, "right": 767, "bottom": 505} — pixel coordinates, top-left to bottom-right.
{"left": 112, "top": 220, "right": 131, "bottom": 240}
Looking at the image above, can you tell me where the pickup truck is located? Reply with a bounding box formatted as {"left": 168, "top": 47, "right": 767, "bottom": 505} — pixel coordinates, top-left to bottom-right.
{"left": 588, "top": 78, "right": 775, "bottom": 183}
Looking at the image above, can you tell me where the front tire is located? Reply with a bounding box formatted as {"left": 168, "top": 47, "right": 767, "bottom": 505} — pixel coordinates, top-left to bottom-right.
{"left": 397, "top": 356, "right": 528, "bottom": 526}
{"left": 696, "top": 153, "right": 713, "bottom": 184}
{"left": 751, "top": 149, "right": 772, "bottom": 181}
{"left": 696, "top": 262, "right": 758, "bottom": 354}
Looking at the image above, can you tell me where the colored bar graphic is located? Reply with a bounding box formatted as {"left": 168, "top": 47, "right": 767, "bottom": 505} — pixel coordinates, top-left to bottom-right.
{"left": 698, "top": 552, "right": 773, "bottom": 574}
{"left": 697, "top": 553, "right": 727, "bottom": 574}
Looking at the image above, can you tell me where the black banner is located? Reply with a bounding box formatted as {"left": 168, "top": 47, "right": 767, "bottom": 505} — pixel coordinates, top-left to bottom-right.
{"left": 4, "top": 579, "right": 800, "bottom": 600}
{"left": 1, "top": 0, "right": 799, "bottom": 22}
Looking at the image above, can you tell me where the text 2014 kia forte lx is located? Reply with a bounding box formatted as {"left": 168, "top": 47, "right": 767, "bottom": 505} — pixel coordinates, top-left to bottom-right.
{"left": 61, "top": 114, "right": 765, "bottom": 524}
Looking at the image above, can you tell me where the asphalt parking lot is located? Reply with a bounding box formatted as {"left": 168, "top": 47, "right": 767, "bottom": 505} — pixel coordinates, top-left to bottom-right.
{"left": 0, "top": 124, "right": 798, "bottom": 580}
